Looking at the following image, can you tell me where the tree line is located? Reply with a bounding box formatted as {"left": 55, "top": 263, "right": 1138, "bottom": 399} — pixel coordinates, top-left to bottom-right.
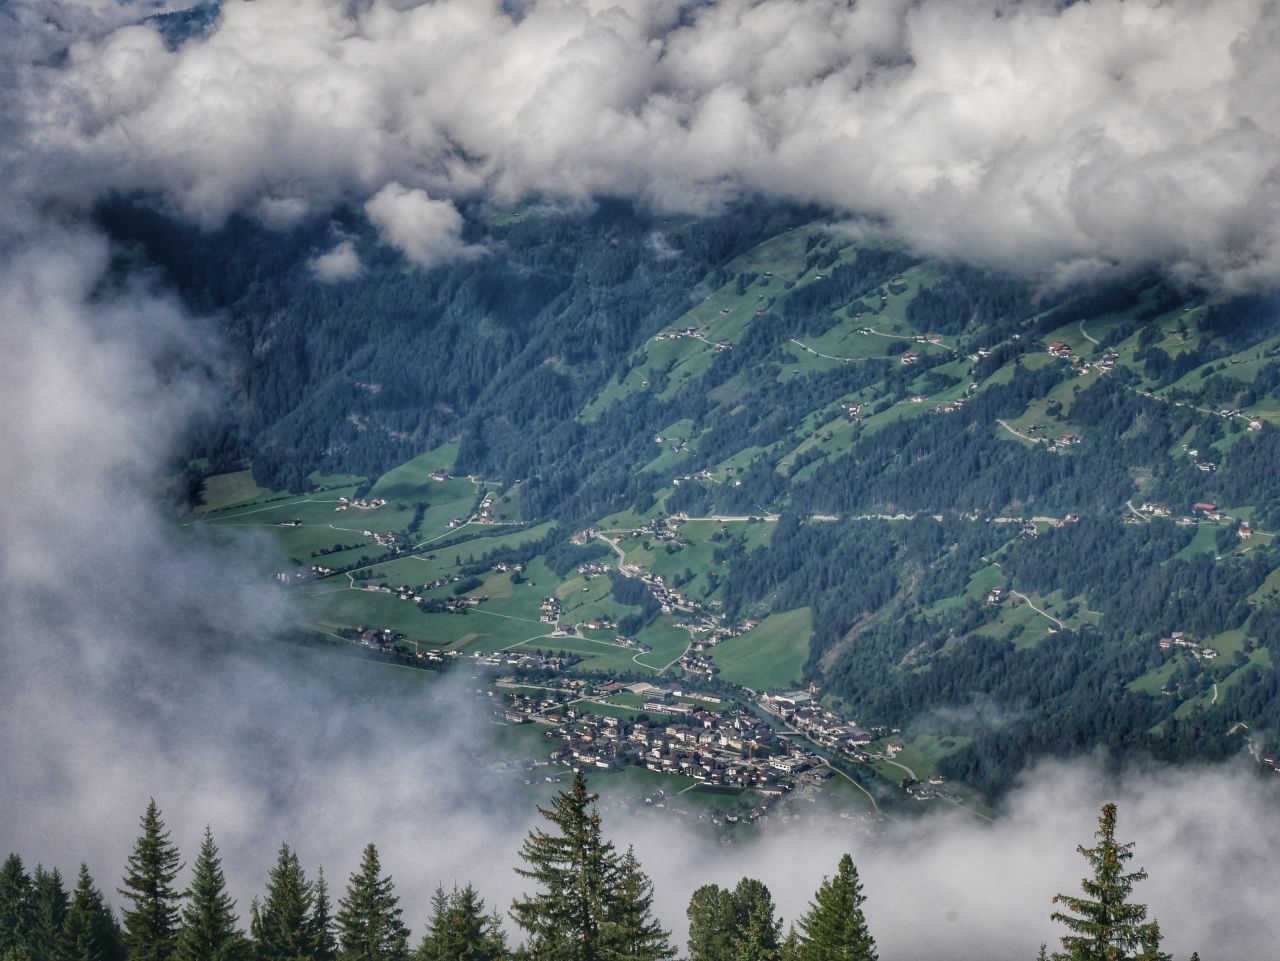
{"left": 1, "top": 775, "right": 1197, "bottom": 961}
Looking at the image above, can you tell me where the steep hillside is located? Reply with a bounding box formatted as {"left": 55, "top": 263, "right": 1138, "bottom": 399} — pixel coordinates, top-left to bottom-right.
{"left": 121, "top": 202, "right": 1280, "bottom": 798}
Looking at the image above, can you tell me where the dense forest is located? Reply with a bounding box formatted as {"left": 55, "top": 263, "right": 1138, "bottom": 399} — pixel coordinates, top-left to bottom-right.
{"left": 0, "top": 778, "right": 1196, "bottom": 961}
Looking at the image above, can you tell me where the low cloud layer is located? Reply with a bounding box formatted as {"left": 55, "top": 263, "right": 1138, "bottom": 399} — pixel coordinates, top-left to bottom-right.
{"left": 21, "top": 0, "right": 1280, "bottom": 287}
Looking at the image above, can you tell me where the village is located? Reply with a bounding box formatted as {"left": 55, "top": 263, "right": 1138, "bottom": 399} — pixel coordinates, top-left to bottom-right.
{"left": 490, "top": 664, "right": 958, "bottom": 816}
{"left": 495, "top": 678, "right": 837, "bottom": 818}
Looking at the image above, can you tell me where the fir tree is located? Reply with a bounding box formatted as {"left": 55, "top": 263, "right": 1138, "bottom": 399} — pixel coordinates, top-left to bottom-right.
{"left": 118, "top": 801, "right": 183, "bottom": 961}
{"left": 415, "top": 885, "right": 506, "bottom": 961}
{"left": 1049, "top": 803, "right": 1151, "bottom": 961}
{"left": 334, "top": 846, "right": 408, "bottom": 961}
{"left": 30, "top": 866, "right": 70, "bottom": 961}
{"left": 176, "top": 829, "right": 245, "bottom": 961}
{"left": 252, "top": 845, "right": 317, "bottom": 961}
{"left": 599, "top": 849, "right": 673, "bottom": 961}
{"left": 64, "top": 866, "right": 123, "bottom": 961}
{"left": 310, "top": 869, "right": 337, "bottom": 961}
{"left": 511, "top": 771, "right": 619, "bottom": 961}
{"left": 0, "top": 855, "right": 35, "bottom": 958}
{"left": 796, "top": 854, "right": 876, "bottom": 961}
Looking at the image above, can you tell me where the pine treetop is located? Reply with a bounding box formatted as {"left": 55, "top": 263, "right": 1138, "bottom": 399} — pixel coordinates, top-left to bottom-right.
{"left": 1049, "top": 803, "right": 1152, "bottom": 961}
{"left": 797, "top": 854, "right": 876, "bottom": 961}
{"left": 118, "top": 800, "right": 184, "bottom": 961}
{"left": 334, "top": 844, "right": 408, "bottom": 961}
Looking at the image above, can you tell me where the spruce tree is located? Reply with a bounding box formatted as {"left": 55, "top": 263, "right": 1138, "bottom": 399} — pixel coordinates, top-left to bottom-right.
{"left": 796, "top": 854, "right": 876, "bottom": 961}
{"left": 415, "top": 885, "right": 506, "bottom": 961}
{"left": 334, "top": 846, "right": 408, "bottom": 961}
{"left": 0, "top": 855, "right": 34, "bottom": 957}
{"left": 780, "top": 928, "right": 801, "bottom": 961}
{"left": 30, "top": 866, "right": 70, "bottom": 961}
{"left": 176, "top": 829, "right": 245, "bottom": 961}
{"left": 511, "top": 771, "right": 619, "bottom": 961}
{"left": 732, "top": 880, "right": 781, "bottom": 961}
{"left": 685, "top": 885, "right": 734, "bottom": 961}
{"left": 1135, "top": 923, "right": 1171, "bottom": 961}
{"left": 1049, "top": 803, "right": 1152, "bottom": 961}
{"left": 251, "top": 845, "right": 316, "bottom": 961}
{"left": 310, "top": 869, "right": 337, "bottom": 961}
{"left": 599, "top": 849, "right": 673, "bottom": 961}
{"left": 64, "top": 866, "right": 123, "bottom": 961}
{"left": 119, "top": 801, "right": 183, "bottom": 961}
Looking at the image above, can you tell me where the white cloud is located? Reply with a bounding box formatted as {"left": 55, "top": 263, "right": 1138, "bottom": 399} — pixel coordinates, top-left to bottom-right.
{"left": 21, "top": 0, "right": 1280, "bottom": 287}
{"left": 364, "top": 183, "right": 478, "bottom": 268}
{"left": 309, "top": 239, "right": 363, "bottom": 282}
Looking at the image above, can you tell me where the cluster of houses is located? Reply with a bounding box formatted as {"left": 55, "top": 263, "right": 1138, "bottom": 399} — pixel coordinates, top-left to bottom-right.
{"left": 841, "top": 402, "right": 865, "bottom": 421}
{"left": 356, "top": 627, "right": 404, "bottom": 650}
{"left": 478, "top": 650, "right": 580, "bottom": 671}
{"left": 934, "top": 397, "right": 966, "bottom": 415}
{"left": 414, "top": 648, "right": 462, "bottom": 667}
{"left": 1211, "top": 407, "right": 1263, "bottom": 431}
{"left": 1180, "top": 445, "right": 1218, "bottom": 473}
{"left": 760, "top": 691, "right": 873, "bottom": 759}
{"left": 577, "top": 561, "right": 611, "bottom": 580}
{"left": 900, "top": 351, "right": 919, "bottom": 365}
{"left": 672, "top": 470, "right": 717, "bottom": 487}
{"left": 628, "top": 569, "right": 697, "bottom": 616}
{"left": 1140, "top": 502, "right": 1252, "bottom": 537}
{"left": 1017, "top": 422, "right": 1082, "bottom": 452}
{"left": 1045, "top": 341, "right": 1119, "bottom": 376}
{"left": 1156, "top": 632, "right": 1219, "bottom": 660}
{"left": 336, "top": 496, "right": 388, "bottom": 511}
{"left": 503, "top": 684, "right": 820, "bottom": 796}
{"left": 653, "top": 325, "right": 707, "bottom": 342}
{"left": 539, "top": 597, "right": 563, "bottom": 624}
{"left": 653, "top": 326, "right": 729, "bottom": 349}
{"left": 633, "top": 517, "right": 689, "bottom": 547}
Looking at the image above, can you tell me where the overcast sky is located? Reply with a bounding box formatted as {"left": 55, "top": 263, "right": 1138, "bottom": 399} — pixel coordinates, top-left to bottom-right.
{"left": 2, "top": 3, "right": 1280, "bottom": 959}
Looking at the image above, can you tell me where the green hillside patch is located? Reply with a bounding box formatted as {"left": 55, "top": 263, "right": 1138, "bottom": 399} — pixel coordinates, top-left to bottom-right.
{"left": 195, "top": 470, "right": 276, "bottom": 512}
{"left": 633, "top": 621, "right": 694, "bottom": 672}
{"left": 1249, "top": 566, "right": 1280, "bottom": 605}
{"left": 1127, "top": 659, "right": 1178, "bottom": 696}
{"left": 370, "top": 444, "right": 460, "bottom": 500}
{"left": 709, "top": 607, "right": 812, "bottom": 691}
{"left": 965, "top": 564, "right": 1005, "bottom": 601}
{"left": 1175, "top": 523, "right": 1225, "bottom": 560}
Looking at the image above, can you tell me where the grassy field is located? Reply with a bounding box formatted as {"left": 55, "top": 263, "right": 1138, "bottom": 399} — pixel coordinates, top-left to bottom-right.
{"left": 370, "top": 444, "right": 460, "bottom": 500}
{"left": 195, "top": 470, "right": 276, "bottom": 512}
{"left": 709, "top": 607, "right": 812, "bottom": 691}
